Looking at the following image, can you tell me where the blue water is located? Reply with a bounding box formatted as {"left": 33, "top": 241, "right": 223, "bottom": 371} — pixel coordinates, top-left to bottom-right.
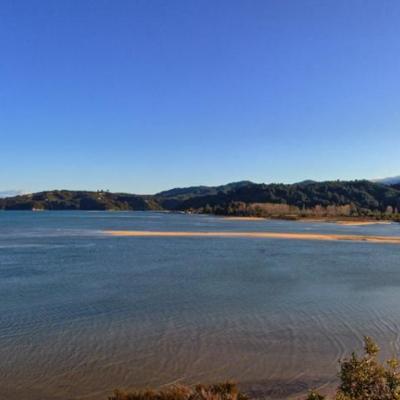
{"left": 1, "top": 211, "right": 400, "bottom": 400}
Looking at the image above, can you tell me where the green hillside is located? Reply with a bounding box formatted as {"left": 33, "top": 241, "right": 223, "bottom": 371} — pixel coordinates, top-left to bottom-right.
{"left": 0, "top": 190, "right": 161, "bottom": 211}
{"left": 1, "top": 180, "right": 400, "bottom": 220}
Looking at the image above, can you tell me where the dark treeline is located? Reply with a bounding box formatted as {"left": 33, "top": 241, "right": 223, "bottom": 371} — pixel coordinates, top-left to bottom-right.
{"left": 2, "top": 180, "right": 400, "bottom": 221}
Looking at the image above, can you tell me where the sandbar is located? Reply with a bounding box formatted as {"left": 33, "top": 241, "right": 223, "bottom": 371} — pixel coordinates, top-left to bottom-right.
{"left": 222, "top": 216, "right": 392, "bottom": 225}
{"left": 296, "top": 219, "right": 392, "bottom": 226}
{"left": 105, "top": 230, "right": 400, "bottom": 244}
{"left": 334, "top": 221, "right": 392, "bottom": 226}
{"left": 223, "top": 216, "right": 267, "bottom": 221}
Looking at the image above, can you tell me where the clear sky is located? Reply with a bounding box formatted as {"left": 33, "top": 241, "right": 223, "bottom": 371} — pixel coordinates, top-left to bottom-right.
{"left": 1, "top": 0, "right": 400, "bottom": 194}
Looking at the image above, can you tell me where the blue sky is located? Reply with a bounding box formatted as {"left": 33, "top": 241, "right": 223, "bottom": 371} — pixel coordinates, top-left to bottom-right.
{"left": 1, "top": 0, "right": 400, "bottom": 194}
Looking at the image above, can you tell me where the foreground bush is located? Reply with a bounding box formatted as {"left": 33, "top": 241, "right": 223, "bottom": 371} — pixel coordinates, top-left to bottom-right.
{"left": 108, "top": 382, "right": 248, "bottom": 400}
{"left": 109, "top": 337, "right": 400, "bottom": 400}
{"left": 308, "top": 337, "right": 400, "bottom": 400}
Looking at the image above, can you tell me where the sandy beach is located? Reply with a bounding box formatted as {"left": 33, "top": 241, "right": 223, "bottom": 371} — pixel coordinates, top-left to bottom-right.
{"left": 105, "top": 230, "right": 400, "bottom": 244}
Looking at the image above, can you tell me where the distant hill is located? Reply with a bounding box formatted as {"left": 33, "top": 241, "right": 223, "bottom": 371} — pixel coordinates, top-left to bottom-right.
{"left": 155, "top": 181, "right": 254, "bottom": 210}
{"left": 0, "top": 190, "right": 26, "bottom": 198}
{"left": 0, "top": 190, "right": 161, "bottom": 211}
{"left": 1, "top": 180, "right": 400, "bottom": 220}
{"left": 294, "top": 179, "right": 317, "bottom": 185}
{"left": 156, "top": 180, "right": 253, "bottom": 198}
{"left": 373, "top": 176, "right": 400, "bottom": 185}
{"left": 156, "top": 180, "right": 400, "bottom": 218}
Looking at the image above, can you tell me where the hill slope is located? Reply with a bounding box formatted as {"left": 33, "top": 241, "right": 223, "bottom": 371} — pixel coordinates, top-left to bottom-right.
{"left": 156, "top": 180, "right": 400, "bottom": 219}
{"left": 1, "top": 181, "right": 400, "bottom": 220}
{"left": 0, "top": 190, "right": 161, "bottom": 211}
{"left": 374, "top": 176, "right": 400, "bottom": 185}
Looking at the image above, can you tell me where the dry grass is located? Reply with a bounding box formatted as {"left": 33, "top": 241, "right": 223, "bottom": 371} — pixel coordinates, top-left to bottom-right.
{"left": 109, "top": 338, "right": 400, "bottom": 400}
{"left": 108, "top": 382, "right": 248, "bottom": 400}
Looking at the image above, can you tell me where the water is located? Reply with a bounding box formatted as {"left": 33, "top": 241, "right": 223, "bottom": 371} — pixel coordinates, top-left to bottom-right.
{"left": 1, "top": 211, "right": 400, "bottom": 400}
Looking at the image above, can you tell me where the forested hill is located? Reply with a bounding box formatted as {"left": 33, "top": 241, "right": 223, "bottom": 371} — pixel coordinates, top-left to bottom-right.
{"left": 1, "top": 180, "right": 400, "bottom": 220}
{"left": 156, "top": 180, "right": 400, "bottom": 219}
{"left": 0, "top": 190, "right": 161, "bottom": 211}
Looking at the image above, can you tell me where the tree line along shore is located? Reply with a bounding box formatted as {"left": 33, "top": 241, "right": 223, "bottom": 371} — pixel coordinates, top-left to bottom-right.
{"left": 2, "top": 180, "right": 400, "bottom": 222}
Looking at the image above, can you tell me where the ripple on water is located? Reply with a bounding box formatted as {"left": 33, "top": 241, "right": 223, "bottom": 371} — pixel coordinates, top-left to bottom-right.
{"left": 1, "top": 212, "right": 400, "bottom": 400}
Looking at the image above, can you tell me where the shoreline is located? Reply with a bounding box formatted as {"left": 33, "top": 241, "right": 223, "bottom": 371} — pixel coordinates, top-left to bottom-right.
{"left": 297, "top": 219, "right": 393, "bottom": 226}
{"left": 221, "top": 215, "right": 394, "bottom": 226}
{"left": 1, "top": 210, "right": 398, "bottom": 225}
{"left": 105, "top": 230, "right": 400, "bottom": 244}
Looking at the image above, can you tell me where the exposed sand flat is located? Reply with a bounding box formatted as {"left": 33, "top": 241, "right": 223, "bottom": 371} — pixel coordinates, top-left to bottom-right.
{"left": 223, "top": 216, "right": 267, "bottom": 221}
{"left": 222, "top": 217, "right": 393, "bottom": 225}
{"left": 105, "top": 230, "right": 400, "bottom": 244}
{"left": 335, "top": 221, "right": 392, "bottom": 226}
{"left": 297, "top": 219, "right": 393, "bottom": 226}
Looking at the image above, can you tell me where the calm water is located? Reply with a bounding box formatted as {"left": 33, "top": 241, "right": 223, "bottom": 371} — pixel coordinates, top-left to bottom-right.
{"left": 1, "top": 211, "right": 400, "bottom": 400}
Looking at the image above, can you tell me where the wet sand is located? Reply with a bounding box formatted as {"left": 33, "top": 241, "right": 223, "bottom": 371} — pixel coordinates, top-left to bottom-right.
{"left": 106, "top": 230, "right": 400, "bottom": 244}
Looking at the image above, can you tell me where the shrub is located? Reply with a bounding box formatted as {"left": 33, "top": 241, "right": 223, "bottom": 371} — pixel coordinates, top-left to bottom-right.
{"left": 108, "top": 382, "right": 248, "bottom": 400}
{"left": 109, "top": 338, "right": 400, "bottom": 400}
{"left": 307, "top": 337, "right": 400, "bottom": 400}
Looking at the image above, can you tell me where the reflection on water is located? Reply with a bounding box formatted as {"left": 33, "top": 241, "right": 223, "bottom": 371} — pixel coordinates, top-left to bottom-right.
{"left": 1, "top": 211, "right": 400, "bottom": 399}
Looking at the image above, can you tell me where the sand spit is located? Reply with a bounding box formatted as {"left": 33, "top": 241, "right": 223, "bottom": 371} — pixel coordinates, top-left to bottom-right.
{"left": 105, "top": 230, "right": 400, "bottom": 244}
{"left": 334, "top": 221, "right": 392, "bottom": 226}
{"left": 298, "top": 219, "right": 393, "bottom": 226}
{"left": 222, "top": 216, "right": 392, "bottom": 225}
{"left": 223, "top": 217, "right": 267, "bottom": 221}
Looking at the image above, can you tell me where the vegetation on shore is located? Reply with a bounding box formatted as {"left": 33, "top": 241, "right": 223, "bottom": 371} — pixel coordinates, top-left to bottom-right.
{"left": 109, "top": 338, "right": 400, "bottom": 400}
{"left": 168, "top": 180, "right": 400, "bottom": 221}
{"left": 2, "top": 180, "right": 400, "bottom": 221}
{"left": 308, "top": 337, "right": 400, "bottom": 400}
{"left": 108, "top": 382, "right": 248, "bottom": 400}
